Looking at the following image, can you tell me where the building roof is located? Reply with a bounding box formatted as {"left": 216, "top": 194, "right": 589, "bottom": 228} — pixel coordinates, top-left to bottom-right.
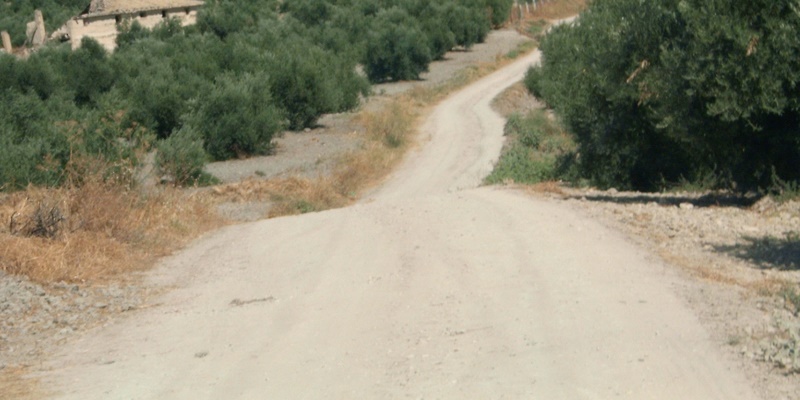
{"left": 80, "top": 0, "right": 203, "bottom": 17}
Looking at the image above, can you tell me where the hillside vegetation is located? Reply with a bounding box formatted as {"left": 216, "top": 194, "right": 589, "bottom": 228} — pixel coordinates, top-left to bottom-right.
{"left": 0, "top": 0, "right": 87, "bottom": 47}
{"left": 525, "top": 0, "right": 800, "bottom": 193}
{"left": 0, "top": 0, "right": 513, "bottom": 190}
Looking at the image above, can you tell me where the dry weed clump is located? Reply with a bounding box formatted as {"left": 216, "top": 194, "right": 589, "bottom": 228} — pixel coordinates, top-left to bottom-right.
{"left": 235, "top": 44, "right": 536, "bottom": 218}
{"left": 529, "top": 0, "right": 587, "bottom": 20}
{"left": 0, "top": 180, "right": 221, "bottom": 284}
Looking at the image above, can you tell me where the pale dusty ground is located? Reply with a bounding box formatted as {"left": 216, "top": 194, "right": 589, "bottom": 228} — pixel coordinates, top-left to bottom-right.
{"left": 553, "top": 188, "right": 800, "bottom": 400}
{"left": 0, "top": 28, "right": 535, "bottom": 386}
{"left": 35, "top": 51, "right": 762, "bottom": 399}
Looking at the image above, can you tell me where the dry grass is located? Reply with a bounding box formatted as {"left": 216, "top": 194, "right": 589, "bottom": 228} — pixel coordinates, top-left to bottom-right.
{"left": 526, "top": 181, "right": 568, "bottom": 196}
{"left": 0, "top": 367, "right": 45, "bottom": 400}
{"left": 524, "top": 0, "right": 588, "bottom": 21}
{"left": 0, "top": 177, "right": 222, "bottom": 284}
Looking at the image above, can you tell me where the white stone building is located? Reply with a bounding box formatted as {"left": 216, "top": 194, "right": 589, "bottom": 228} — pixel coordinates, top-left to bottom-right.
{"left": 55, "top": 0, "right": 204, "bottom": 51}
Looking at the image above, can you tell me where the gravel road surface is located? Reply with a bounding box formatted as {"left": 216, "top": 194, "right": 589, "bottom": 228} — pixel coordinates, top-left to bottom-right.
{"left": 40, "top": 51, "right": 760, "bottom": 399}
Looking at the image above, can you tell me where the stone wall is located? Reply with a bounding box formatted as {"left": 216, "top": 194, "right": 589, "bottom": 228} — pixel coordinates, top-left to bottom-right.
{"left": 67, "top": 7, "right": 199, "bottom": 51}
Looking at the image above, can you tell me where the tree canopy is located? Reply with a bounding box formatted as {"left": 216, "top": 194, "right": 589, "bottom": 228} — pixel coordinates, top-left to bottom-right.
{"left": 527, "top": 0, "right": 800, "bottom": 191}
{"left": 0, "top": 0, "right": 512, "bottom": 189}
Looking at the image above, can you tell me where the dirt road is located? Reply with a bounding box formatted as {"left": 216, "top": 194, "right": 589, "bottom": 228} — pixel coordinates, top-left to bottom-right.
{"left": 40, "top": 51, "right": 759, "bottom": 399}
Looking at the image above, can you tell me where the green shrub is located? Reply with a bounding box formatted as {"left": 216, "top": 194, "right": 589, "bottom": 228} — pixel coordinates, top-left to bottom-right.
{"left": 67, "top": 38, "right": 115, "bottom": 106}
{"left": 420, "top": 13, "right": 456, "bottom": 60}
{"left": 487, "top": 109, "right": 576, "bottom": 185}
{"left": 484, "top": 0, "right": 513, "bottom": 28}
{"left": 363, "top": 8, "right": 432, "bottom": 82}
{"left": 529, "top": 0, "right": 800, "bottom": 191}
{"left": 156, "top": 128, "right": 213, "bottom": 186}
{"left": 184, "top": 72, "right": 285, "bottom": 160}
{"left": 268, "top": 35, "right": 368, "bottom": 130}
{"left": 116, "top": 20, "right": 151, "bottom": 48}
{"left": 444, "top": 2, "right": 491, "bottom": 49}
{"left": 486, "top": 146, "right": 556, "bottom": 184}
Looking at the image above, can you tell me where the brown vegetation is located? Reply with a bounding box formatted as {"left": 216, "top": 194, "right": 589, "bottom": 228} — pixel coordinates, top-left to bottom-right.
{"left": 0, "top": 171, "right": 221, "bottom": 284}
{"left": 1, "top": 20, "right": 544, "bottom": 286}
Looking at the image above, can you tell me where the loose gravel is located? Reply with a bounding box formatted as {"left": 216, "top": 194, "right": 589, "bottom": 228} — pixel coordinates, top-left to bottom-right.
{"left": 521, "top": 186, "right": 800, "bottom": 400}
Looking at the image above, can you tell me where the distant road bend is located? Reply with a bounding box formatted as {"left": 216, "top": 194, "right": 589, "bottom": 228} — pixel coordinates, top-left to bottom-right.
{"left": 43, "top": 49, "right": 759, "bottom": 399}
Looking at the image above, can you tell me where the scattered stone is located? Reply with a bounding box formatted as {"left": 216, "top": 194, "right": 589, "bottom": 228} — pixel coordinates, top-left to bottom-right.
{"left": 0, "top": 272, "right": 146, "bottom": 372}
{"left": 752, "top": 196, "right": 778, "bottom": 214}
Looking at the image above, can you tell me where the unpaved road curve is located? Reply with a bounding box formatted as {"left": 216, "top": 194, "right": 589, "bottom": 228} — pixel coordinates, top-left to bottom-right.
{"left": 40, "top": 51, "right": 760, "bottom": 399}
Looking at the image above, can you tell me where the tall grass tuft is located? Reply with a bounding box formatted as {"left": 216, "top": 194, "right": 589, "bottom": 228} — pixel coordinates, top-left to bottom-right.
{"left": 0, "top": 155, "right": 221, "bottom": 284}
{"left": 486, "top": 109, "right": 576, "bottom": 185}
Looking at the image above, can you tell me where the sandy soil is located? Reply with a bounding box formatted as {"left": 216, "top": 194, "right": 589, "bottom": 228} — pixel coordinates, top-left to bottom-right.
{"left": 34, "top": 50, "right": 761, "bottom": 399}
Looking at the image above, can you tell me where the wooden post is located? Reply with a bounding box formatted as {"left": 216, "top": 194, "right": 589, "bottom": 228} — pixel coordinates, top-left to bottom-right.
{"left": 1, "top": 31, "right": 11, "bottom": 53}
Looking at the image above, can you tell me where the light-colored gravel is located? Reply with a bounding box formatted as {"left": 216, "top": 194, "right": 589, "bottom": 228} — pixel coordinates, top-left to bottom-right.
{"left": 0, "top": 274, "right": 148, "bottom": 371}
{"left": 545, "top": 188, "right": 800, "bottom": 400}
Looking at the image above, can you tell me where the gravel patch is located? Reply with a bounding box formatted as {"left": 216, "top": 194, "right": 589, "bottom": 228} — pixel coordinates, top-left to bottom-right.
{"left": 0, "top": 275, "right": 149, "bottom": 370}
{"left": 546, "top": 188, "right": 800, "bottom": 400}
{"left": 204, "top": 113, "right": 364, "bottom": 184}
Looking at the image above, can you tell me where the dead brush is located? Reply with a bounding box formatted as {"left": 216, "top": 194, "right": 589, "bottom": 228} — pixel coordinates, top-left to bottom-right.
{"left": 8, "top": 198, "right": 66, "bottom": 239}
{"left": 210, "top": 176, "right": 350, "bottom": 217}
{"left": 0, "top": 167, "right": 222, "bottom": 284}
{"left": 528, "top": 0, "right": 588, "bottom": 20}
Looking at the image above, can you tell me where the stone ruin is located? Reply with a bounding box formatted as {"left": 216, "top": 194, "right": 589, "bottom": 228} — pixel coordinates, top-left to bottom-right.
{"left": 1, "top": 31, "right": 11, "bottom": 54}
{"left": 0, "top": 10, "right": 49, "bottom": 56}
{"left": 26, "top": 10, "right": 47, "bottom": 48}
